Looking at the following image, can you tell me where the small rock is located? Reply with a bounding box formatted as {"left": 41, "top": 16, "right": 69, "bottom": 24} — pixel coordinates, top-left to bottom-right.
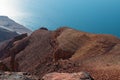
{"left": 22, "top": 72, "right": 30, "bottom": 75}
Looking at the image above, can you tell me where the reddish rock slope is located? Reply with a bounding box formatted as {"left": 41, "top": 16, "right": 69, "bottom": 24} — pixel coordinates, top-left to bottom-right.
{"left": 0, "top": 27, "right": 120, "bottom": 80}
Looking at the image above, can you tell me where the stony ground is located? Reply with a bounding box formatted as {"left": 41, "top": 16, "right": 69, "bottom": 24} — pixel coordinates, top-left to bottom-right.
{"left": 0, "top": 71, "right": 39, "bottom": 80}
{"left": 0, "top": 71, "right": 94, "bottom": 80}
{"left": 42, "top": 72, "right": 94, "bottom": 80}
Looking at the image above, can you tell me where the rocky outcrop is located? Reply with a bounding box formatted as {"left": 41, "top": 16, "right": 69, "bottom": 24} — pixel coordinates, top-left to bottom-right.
{"left": 0, "top": 33, "right": 28, "bottom": 59}
{"left": 39, "top": 27, "right": 48, "bottom": 30}
{"left": 42, "top": 72, "right": 94, "bottom": 80}
{"left": 0, "top": 33, "right": 29, "bottom": 71}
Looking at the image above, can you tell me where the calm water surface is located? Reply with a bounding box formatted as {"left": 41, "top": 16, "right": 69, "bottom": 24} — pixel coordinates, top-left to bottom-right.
{"left": 8, "top": 0, "right": 120, "bottom": 37}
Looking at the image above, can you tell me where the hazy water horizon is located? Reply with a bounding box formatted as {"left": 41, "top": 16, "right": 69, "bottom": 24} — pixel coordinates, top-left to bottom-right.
{"left": 1, "top": 0, "right": 120, "bottom": 37}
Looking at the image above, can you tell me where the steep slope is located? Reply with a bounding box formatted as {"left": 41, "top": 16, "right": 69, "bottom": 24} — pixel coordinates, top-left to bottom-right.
{"left": 0, "top": 27, "right": 120, "bottom": 80}
{"left": 0, "top": 16, "right": 32, "bottom": 34}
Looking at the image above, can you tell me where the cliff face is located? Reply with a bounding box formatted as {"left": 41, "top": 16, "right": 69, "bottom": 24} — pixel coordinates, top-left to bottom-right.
{"left": 0, "top": 27, "right": 120, "bottom": 80}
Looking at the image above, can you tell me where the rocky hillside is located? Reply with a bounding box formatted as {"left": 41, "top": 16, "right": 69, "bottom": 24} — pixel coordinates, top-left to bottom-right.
{"left": 0, "top": 26, "right": 18, "bottom": 42}
{"left": 0, "top": 27, "right": 120, "bottom": 80}
{"left": 0, "top": 16, "right": 32, "bottom": 45}
{"left": 0, "top": 16, "right": 32, "bottom": 34}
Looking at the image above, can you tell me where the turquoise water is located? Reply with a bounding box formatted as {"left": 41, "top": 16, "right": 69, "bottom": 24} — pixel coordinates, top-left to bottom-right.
{"left": 10, "top": 0, "right": 120, "bottom": 37}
